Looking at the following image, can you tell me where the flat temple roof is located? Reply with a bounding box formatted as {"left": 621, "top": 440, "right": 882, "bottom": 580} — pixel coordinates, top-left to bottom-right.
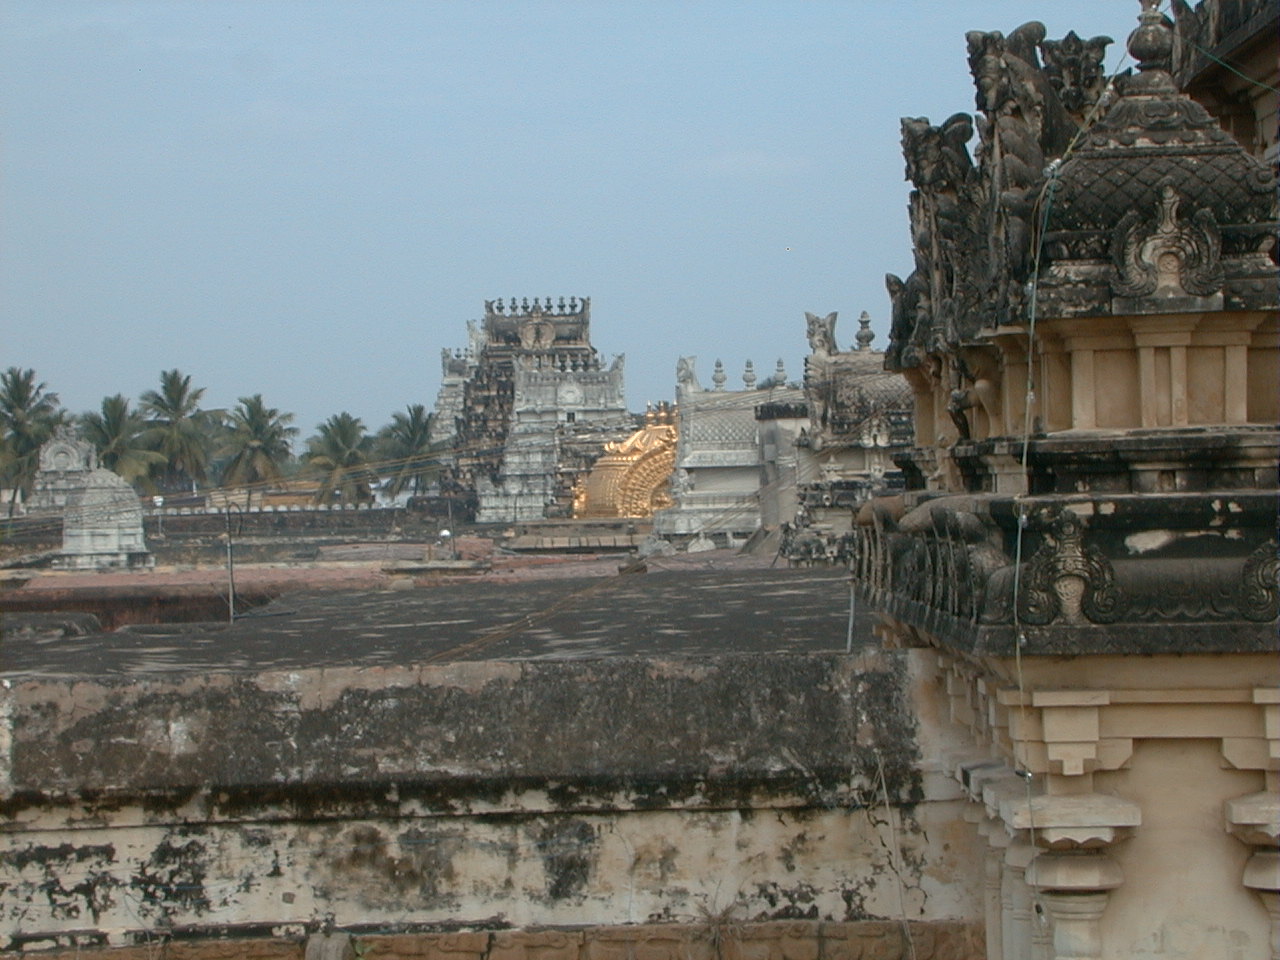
{"left": 1, "top": 556, "right": 865, "bottom": 679}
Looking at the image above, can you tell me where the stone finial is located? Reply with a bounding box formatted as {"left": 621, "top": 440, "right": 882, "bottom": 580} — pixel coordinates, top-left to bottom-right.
{"left": 712, "top": 359, "right": 727, "bottom": 391}
{"left": 1124, "top": 0, "right": 1176, "bottom": 93}
{"left": 743, "top": 360, "right": 757, "bottom": 390}
{"left": 774, "top": 358, "right": 787, "bottom": 383}
{"left": 856, "top": 311, "right": 875, "bottom": 351}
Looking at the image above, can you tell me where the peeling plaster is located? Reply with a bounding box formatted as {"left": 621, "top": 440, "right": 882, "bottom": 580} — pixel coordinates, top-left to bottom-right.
{"left": 0, "top": 653, "right": 983, "bottom": 947}
{"left": 1125, "top": 530, "right": 1177, "bottom": 554}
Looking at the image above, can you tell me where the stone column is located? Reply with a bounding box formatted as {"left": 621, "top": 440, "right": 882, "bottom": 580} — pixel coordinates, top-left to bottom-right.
{"left": 985, "top": 841, "right": 1007, "bottom": 960}
{"left": 1025, "top": 852, "right": 1123, "bottom": 960}
{"left": 1003, "top": 838, "right": 1037, "bottom": 960}
{"left": 1006, "top": 792, "right": 1140, "bottom": 960}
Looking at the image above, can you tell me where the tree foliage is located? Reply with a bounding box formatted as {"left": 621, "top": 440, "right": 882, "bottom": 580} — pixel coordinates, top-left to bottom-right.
{"left": 218, "top": 394, "right": 298, "bottom": 488}
{"left": 0, "top": 367, "right": 64, "bottom": 514}
{"left": 304, "top": 412, "right": 376, "bottom": 505}
{"left": 80, "top": 394, "right": 165, "bottom": 489}
{"left": 140, "top": 369, "right": 217, "bottom": 491}
{"left": 375, "top": 403, "right": 444, "bottom": 498}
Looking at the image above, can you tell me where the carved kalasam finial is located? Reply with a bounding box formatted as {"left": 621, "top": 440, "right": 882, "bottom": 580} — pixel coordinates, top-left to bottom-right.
{"left": 712, "top": 359, "right": 727, "bottom": 391}
{"left": 1124, "top": 0, "right": 1176, "bottom": 93}
{"left": 774, "top": 358, "right": 787, "bottom": 383}
{"left": 856, "top": 311, "right": 875, "bottom": 351}
{"left": 743, "top": 359, "right": 757, "bottom": 390}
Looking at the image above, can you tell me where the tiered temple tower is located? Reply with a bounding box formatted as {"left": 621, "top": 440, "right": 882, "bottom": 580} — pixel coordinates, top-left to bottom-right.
{"left": 435, "top": 297, "right": 631, "bottom": 522}
{"left": 854, "top": 4, "right": 1278, "bottom": 956}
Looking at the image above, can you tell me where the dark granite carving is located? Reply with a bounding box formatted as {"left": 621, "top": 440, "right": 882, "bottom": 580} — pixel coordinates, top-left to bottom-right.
{"left": 1040, "top": 31, "right": 1114, "bottom": 115}
{"left": 1016, "top": 506, "right": 1125, "bottom": 626}
{"left": 1240, "top": 540, "right": 1279, "bottom": 623}
{"left": 886, "top": 10, "right": 1277, "bottom": 369}
{"left": 850, "top": 492, "right": 1277, "bottom": 654}
{"left": 1110, "top": 185, "right": 1223, "bottom": 300}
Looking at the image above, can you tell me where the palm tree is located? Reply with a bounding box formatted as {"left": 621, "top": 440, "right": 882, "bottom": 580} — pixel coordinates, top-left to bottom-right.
{"left": 0, "top": 367, "right": 64, "bottom": 515}
{"left": 140, "top": 369, "right": 215, "bottom": 492}
{"left": 304, "top": 412, "right": 376, "bottom": 506}
{"left": 218, "top": 395, "right": 297, "bottom": 488}
{"left": 376, "top": 404, "right": 445, "bottom": 499}
{"left": 80, "top": 394, "right": 165, "bottom": 489}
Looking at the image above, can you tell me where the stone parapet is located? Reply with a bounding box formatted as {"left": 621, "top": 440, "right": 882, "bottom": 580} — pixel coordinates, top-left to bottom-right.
{"left": 0, "top": 649, "right": 986, "bottom": 947}
{"left": 3, "top": 655, "right": 923, "bottom": 801}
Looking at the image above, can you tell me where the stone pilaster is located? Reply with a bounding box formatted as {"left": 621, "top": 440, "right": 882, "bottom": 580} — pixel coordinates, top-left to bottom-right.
{"left": 1025, "top": 852, "right": 1123, "bottom": 960}
{"left": 1227, "top": 789, "right": 1280, "bottom": 960}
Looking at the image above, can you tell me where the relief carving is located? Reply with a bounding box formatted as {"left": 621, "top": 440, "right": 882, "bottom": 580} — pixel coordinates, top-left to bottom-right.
{"left": 1111, "top": 184, "right": 1223, "bottom": 300}
{"left": 804, "top": 311, "right": 838, "bottom": 356}
{"left": 1017, "top": 507, "right": 1125, "bottom": 625}
{"left": 1239, "top": 540, "right": 1279, "bottom": 623}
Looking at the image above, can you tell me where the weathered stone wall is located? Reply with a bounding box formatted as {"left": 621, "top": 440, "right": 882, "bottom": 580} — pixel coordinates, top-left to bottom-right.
{"left": 0, "top": 653, "right": 984, "bottom": 952}
{"left": 15, "top": 920, "right": 985, "bottom": 959}
{"left": 0, "top": 508, "right": 443, "bottom": 564}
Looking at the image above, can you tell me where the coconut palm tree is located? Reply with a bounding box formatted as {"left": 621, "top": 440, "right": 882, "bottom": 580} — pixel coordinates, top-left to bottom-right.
{"left": 218, "top": 395, "right": 298, "bottom": 488}
{"left": 140, "top": 369, "right": 216, "bottom": 492}
{"left": 0, "top": 367, "right": 64, "bottom": 515}
{"left": 376, "top": 404, "right": 445, "bottom": 499}
{"left": 304, "top": 412, "right": 376, "bottom": 506}
{"left": 80, "top": 394, "right": 165, "bottom": 489}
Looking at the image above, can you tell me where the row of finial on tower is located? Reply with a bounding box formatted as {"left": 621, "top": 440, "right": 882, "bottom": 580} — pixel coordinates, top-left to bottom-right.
{"left": 524, "top": 354, "right": 600, "bottom": 373}
{"left": 707, "top": 357, "right": 789, "bottom": 391}
{"left": 643, "top": 401, "right": 676, "bottom": 425}
{"left": 487, "top": 296, "right": 588, "bottom": 316}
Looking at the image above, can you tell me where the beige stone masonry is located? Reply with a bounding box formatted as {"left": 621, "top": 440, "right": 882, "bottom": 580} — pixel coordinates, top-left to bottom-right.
{"left": 902, "top": 639, "right": 1280, "bottom": 958}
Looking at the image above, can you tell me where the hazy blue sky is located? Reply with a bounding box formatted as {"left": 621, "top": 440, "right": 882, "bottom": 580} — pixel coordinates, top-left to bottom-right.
{"left": 2, "top": 1, "right": 1141, "bottom": 437}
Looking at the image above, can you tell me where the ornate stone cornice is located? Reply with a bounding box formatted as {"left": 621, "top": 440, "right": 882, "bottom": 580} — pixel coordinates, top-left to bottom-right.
{"left": 851, "top": 490, "right": 1279, "bottom": 656}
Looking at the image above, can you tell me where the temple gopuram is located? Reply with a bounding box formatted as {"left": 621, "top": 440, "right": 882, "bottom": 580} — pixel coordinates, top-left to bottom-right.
{"left": 852, "top": 1, "right": 1278, "bottom": 956}
{"left": 432, "top": 297, "right": 633, "bottom": 523}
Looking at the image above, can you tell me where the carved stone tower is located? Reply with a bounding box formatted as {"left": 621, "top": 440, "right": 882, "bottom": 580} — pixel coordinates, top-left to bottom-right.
{"left": 859, "top": 4, "right": 1278, "bottom": 957}
{"left": 435, "top": 298, "right": 631, "bottom": 522}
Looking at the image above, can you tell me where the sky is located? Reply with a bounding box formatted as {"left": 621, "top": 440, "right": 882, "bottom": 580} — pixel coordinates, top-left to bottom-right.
{"left": 1, "top": 1, "right": 1142, "bottom": 438}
